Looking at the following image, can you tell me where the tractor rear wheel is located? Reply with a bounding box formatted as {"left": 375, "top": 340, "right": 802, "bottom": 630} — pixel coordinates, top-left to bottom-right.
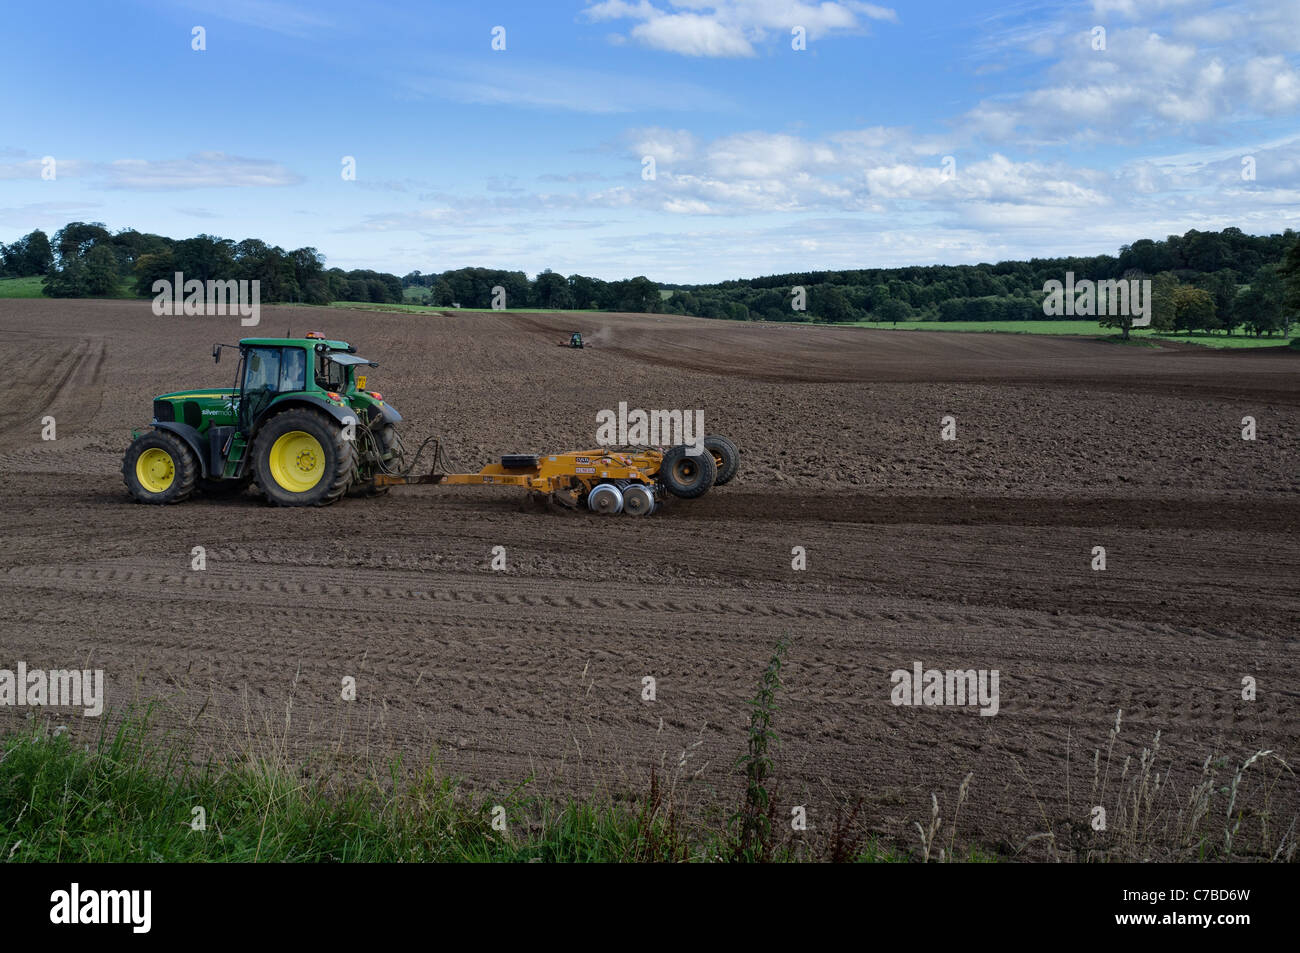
{"left": 703, "top": 434, "right": 740, "bottom": 486}
{"left": 659, "top": 444, "right": 717, "bottom": 499}
{"left": 122, "top": 429, "right": 198, "bottom": 504}
{"left": 252, "top": 409, "right": 355, "bottom": 506}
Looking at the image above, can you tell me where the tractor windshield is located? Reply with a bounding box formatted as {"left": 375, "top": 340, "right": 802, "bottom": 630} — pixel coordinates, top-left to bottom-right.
{"left": 245, "top": 346, "right": 306, "bottom": 393}
{"left": 245, "top": 348, "right": 281, "bottom": 391}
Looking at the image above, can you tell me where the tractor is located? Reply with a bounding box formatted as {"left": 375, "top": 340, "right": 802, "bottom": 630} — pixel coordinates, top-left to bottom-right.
{"left": 123, "top": 335, "right": 740, "bottom": 513}
{"left": 561, "top": 332, "right": 585, "bottom": 349}
{"left": 122, "top": 333, "right": 402, "bottom": 506}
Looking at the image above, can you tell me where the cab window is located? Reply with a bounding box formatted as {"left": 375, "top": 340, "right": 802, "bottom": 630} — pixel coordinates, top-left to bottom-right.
{"left": 281, "top": 348, "right": 306, "bottom": 391}
{"left": 244, "top": 347, "right": 281, "bottom": 392}
{"left": 245, "top": 347, "right": 307, "bottom": 393}
{"left": 315, "top": 352, "right": 346, "bottom": 390}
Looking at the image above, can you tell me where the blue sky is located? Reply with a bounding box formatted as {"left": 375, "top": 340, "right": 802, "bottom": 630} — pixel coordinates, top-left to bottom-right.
{"left": 2, "top": 0, "right": 1298, "bottom": 282}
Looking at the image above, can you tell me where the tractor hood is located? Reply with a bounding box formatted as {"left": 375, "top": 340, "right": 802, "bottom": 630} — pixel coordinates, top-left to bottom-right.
{"left": 155, "top": 388, "right": 238, "bottom": 404}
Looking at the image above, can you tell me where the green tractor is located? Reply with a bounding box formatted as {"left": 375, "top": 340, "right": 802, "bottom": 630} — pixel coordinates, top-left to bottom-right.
{"left": 122, "top": 333, "right": 404, "bottom": 506}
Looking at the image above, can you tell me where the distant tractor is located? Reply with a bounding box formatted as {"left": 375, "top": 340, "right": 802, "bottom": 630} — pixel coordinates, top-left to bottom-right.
{"left": 122, "top": 333, "right": 402, "bottom": 506}
{"left": 562, "top": 331, "right": 585, "bottom": 349}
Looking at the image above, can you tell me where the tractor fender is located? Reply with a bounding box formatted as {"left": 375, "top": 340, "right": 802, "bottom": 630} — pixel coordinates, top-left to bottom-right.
{"left": 152, "top": 421, "right": 210, "bottom": 478}
{"left": 372, "top": 400, "right": 402, "bottom": 425}
{"left": 250, "top": 396, "right": 357, "bottom": 439}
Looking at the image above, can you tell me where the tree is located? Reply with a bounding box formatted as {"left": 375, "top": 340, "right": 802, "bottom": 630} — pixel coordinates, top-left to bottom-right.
{"left": 1193, "top": 270, "right": 1238, "bottom": 333}
{"left": 51, "top": 222, "right": 110, "bottom": 262}
{"left": 1280, "top": 238, "right": 1300, "bottom": 336}
{"left": 608, "top": 276, "right": 659, "bottom": 312}
{"left": 816, "top": 285, "right": 853, "bottom": 322}
{"left": 533, "top": 269, "right": 572, "bottom": 309}
{"left": 42, "top": 257, "right": 89, "bottom": 297}
{"left": 291, "top": 247, "right": 328, "bottom": 304}
{"left": 568, "top": 274, "right": 602, "bottom": 310}
{"left": 1182, "top": 230, "right": 1227, "bottom": 272}
{"left": 1172, "top": 286, "right": 1217, "bottom": 334}
{"left": 84, "top": 244, "right": 120, "bottom": 295}
{"left": 172, "top": 234, "right": 236, "bottom": 283}
{"left": 134, "top": 251, "right": 177, "bottom": 296}
{"left": 1237, "top": 265, "right": 1285, "bottom": 337}
{"left": 875, "top": 297, "right": 912, "bottom": 325}
{"left": 430, "top": 278, "right": 453, "bottom": 306}
{"left": 0, "top": 229, "right": 54, "bottom": 276}
{"left": 1147, "top": 272, "right": 1179, "bottom": 331}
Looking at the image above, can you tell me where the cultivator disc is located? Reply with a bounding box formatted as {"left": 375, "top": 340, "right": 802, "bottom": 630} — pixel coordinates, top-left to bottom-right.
{"left": 587, "top": 483, "right": 624, "bottom": 515}
{"left": 621, "top": 484, "right": 655, "bottom": 516}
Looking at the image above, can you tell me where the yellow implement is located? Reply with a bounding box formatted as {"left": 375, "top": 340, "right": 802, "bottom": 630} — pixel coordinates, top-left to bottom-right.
{"left": 371, "top": 437, "right": 738, "bottom": 516}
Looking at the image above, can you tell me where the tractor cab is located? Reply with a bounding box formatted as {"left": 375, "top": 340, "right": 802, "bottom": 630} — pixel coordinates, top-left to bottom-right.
{"left": 568, "top": 331, "right": 584, "bottom": 349}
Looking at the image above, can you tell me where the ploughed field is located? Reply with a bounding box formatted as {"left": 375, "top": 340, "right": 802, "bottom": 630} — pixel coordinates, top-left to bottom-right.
{"left": 1, "top": 299, "right": 1297, "bottom": 857}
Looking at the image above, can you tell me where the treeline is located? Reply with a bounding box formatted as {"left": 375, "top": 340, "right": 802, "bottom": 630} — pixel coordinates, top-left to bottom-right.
{"left": 401, "top": 268, "right": 660, "bottom": 311}
{"left": 0, "top": 223, "right": 406, "bottom": 305}
{"left": 659, "top": 227, "right": 1300, "bottom": 335}
{"left": 4, "top": 222, "right": 1298, "bottom": 334}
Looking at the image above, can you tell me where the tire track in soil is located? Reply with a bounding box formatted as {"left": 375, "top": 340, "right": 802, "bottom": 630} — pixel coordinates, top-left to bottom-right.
{"left": 0, "top": 300, "right": 1296, "bottom": 854}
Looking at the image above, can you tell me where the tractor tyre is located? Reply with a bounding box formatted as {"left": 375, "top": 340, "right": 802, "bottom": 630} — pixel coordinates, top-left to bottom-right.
{"left": 703, "top": 434, "right": 740, "bottom": 486}
{"left": 658, "top": 444, "right": 717, "bottom": 499}
{"left": 122, "top": 429, "right": 198, "bottom": 504}
{"left": 252, "top": 408, "right": 355, "bottom": 507}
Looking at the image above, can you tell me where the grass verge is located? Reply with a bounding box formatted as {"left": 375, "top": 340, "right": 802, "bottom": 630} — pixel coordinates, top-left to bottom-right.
{"left": 2, "top": 651, "right": 1292, "bottom": 862}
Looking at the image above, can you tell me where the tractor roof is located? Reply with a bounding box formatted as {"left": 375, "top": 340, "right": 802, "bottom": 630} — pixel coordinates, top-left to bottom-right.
{"left": 240, "top": 336, "right": 352, "bottom": 350}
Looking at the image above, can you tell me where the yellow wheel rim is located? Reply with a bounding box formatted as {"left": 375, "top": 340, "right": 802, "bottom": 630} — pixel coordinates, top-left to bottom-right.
{"left": 136, "top": 448, "right": 175, "bottom": 493}
{"left": 269, "top": 431, "right": 325, "bottom": 493}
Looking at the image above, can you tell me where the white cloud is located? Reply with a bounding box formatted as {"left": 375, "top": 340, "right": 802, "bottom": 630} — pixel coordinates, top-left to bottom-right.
{"left": 0, "top": 154, "right": 91, "bottom": 180}
{"left": 103, "top": 153, "right": 303, "bottom": 190}
{"left": 632, "top": 13, "right": 757, "bottom": 57}
{"left": 583, "top": 0, "right": 898, "bottom": 57}
{"left": 963, "top": 9, "right": 1300, "bottom": 144}
{"left": 630, "top": 127, "right": 699, "bottom": 164}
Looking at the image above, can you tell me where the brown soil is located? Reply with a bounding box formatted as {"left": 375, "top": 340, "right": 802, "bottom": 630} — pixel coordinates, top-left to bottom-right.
{"left": 1, "top": 299, "right": 1296, "bottom": 858}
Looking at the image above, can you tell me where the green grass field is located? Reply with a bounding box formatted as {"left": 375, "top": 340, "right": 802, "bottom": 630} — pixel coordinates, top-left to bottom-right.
{"left": 0, "top": 276, "right": 139, "bottom": 299}
{"left": 838, "top": 319, "right": 1294, "bottom": 349}
{"left": 0, "top": 276, "right": 44, "bottom": 298}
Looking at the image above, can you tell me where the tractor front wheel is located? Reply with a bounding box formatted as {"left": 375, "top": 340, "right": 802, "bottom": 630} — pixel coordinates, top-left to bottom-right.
{"left": 252, "top": 409, "right": 355, "bottom": 506}
{"left": 122, "top": 429, "right": 198, "bottom": 504}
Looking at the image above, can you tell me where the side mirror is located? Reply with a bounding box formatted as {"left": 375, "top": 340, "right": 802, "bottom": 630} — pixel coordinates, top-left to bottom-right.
{"left": 212, "top": 344, "right": 222, "bottom": 364}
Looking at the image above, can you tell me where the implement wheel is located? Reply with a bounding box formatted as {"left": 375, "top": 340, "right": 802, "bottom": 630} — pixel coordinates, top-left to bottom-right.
{"left": 622, "top": 484, "right": 655, "bottom": 516}
{"left": 703, "top": 434, "right": 740, "bottom": 486}
{"left": 659, "top": 444, "right": 717, "bottom": 499}
{"left": 587, "top": 483, "right": 624, "bottom": 515}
